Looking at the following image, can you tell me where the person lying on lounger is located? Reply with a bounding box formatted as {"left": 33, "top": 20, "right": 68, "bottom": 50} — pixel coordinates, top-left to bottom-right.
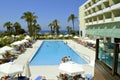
{"left": 62, "top": 56, "right": 71, "bottom": 63}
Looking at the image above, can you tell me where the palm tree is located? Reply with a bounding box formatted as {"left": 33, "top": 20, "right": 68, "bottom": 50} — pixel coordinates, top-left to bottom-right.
{"left": 35, "top": 24, "right": 41, "bottom": 34}
{"left": 68, "top": 14, "right": 77, "bottom": 31}
{"left": 66, "top": 26, "right": 72, "bottom": 34}
{"left": 56, "top": 25, "right": 60, "bottom": 35}
{"left": 3, "top": 21, "right": 13, "bottom": 35}
{"left": 21, "top": 11, "right": 38, "bottom": 36}
{"left": 13, "top": 22, "right": 21, "bottom": 33}
{"left": 34, "top": 24, "right": 41, "bottom": 39}
{"left": 32, "top": 19, "right": 41, "bottom": 38}
{"left": 53, "top": 19, "right": 60, "bottom": 35}
{"left": 33, "top": 19, "right": 37, "bottom": 37}
{"left": 48, "top": 23, "right": 53, "bottom": 34}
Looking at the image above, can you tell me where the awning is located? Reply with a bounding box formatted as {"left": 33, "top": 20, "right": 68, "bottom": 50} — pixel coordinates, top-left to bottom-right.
{"left": 86, "top": 22, "right": 120, "bottom": 38}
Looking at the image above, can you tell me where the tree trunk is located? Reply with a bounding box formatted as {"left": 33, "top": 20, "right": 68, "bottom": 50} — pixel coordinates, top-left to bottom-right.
{"left": 72, "top": 20, "right": 74, "bottom": 31}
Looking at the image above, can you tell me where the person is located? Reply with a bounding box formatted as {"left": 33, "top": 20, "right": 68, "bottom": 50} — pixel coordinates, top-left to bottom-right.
{"left": 63, "top": 74, "right": 68, "bottom": 80}
{"left": 1, "top": 76, "right": 9, "bottom": 80}
{"left": 1, "top": 77, "right": 6, "bottom": 80}
{"left": 57, "top": 73, "right": 64, "bottom": 80}
{"left": 65, "top": 41, "right": 68, "bottom": 44}
{"left": 62, "top": 57, "right": 66, "bottom": 63}
{"left": 17, "top": 73, "right": 22, "bottom": 77}
{"left": 67, "top": 56, "right": 71, "bottom": 61}
{"left": 62, "top": 56, "right": 72, "bottom": 63}
{"left": 59, "top": 73, "right": 64, "bottom": 78}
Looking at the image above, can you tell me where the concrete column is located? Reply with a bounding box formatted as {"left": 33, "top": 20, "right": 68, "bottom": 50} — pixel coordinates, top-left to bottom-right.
{"left": 96, "top": 39, "right": 99, "bottom": 60}
{"left": 111, "top": 12, "right": 114, "bottom": 21}
{"left": 112, "top": 43, "right": 119, "bottom": 75}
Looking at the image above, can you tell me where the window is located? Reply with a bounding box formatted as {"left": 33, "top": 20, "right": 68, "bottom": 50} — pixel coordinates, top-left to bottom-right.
{"left": 98, "top": 38, "right": 114, "bottom": 68}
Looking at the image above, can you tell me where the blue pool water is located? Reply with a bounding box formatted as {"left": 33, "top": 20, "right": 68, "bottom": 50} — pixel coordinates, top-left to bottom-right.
{"left": 30, "top": 41, "right": 88, "bottom": 65}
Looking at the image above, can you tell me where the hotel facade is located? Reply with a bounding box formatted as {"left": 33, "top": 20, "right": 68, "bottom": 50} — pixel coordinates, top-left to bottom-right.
{"left": 79, "top": 0, "right": 120, "bottom": 79}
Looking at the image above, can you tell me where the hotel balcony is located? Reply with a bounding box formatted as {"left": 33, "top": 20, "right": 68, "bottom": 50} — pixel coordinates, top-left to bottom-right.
{"left": 102, "top": 0, "right": 108, "bottom": 3}
{"left": 111, "top": 3, "right": 120, "bottom": 10}
{"left": 84, "top": 0, "right": 108, "bottom": 12}
{"left": 84, "top": 16, "right": 88, "bottom": 19}
{"left": 84, "top": 12, "right": 97, "bottom": 19}
{"left": 84, "top": 4, "right": 96, "bottom": 12}
{"left": 103, "top": 7, "right": 111, "bottom": 13}
{"left": 93, "top": 21, "right": 97, "bottom": 25}
{"left": 96, "top": 10, "right": 103, "bottom": 15}
{"left": 105, "top": 18, "right": 112, "bottom": 23}
{"left": 89, "top": 22, "right": 93, "bottom": 25}
{"left": 92, "top": 12, "right": 97, "bottom": 17}
{"left": 84, "top": 14, "right": 91, "bottom": 19}
{"left": 85, "top": 23, "right": 89, "bottom": 26}
{"left": 98, "top": 20, "right": 104, "bottom": 23}
{"left": 95, "top": 0, "right": 102, "bottom": 6}
{"left": 85, "top": 7, "right": 91, "bottom": 12}
{"left": 114, "top": 17, "right": 120, "bottom": 22}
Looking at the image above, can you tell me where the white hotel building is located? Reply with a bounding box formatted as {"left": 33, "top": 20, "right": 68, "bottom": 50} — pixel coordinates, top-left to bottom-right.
{"left": 79, "top": 0, "right": 120, "bottom": 80}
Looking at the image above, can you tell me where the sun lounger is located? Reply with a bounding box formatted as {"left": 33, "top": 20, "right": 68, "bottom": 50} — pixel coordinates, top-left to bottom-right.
{"left": 18, "top": 76, "right": 29, "bottom": 80}
{"left": 85, "top": 74, "right": 92, "bottom": 80}
{"left": 35, "top": 76, "right": 42, "bottom": 80}
{"left": 4, "top": 51, "right": 18, "bottom": 59}
{"left": 0, "top": 59, "right": 11, "bottom": 64}
{"left": 6, "top": 75, "right": 16, "bottom": 80}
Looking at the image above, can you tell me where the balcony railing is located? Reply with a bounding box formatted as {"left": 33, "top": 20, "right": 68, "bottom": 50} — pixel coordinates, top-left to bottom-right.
{"left": 89, "top": 22, "right": 93, "bottom": 25}
{"left": 84, "top": 14, "right": 91, "bottom": 19}
{"left": 103, "top": 7, "right": 111, "bottom": 13}
{"left": 92, "top": 12, "right": 97, "bottom": 17}
{"left": 111, "top": 3, "right": 120, "bottom": 10}
{"left": 85, "top": 23, "right": 89, "bottom": 26}
{"left": 102, "top": 0, "right": 108, "bottom": 3}
{"left": 84, "top": 0, "right": 103, "bottom": 12}
{"left": 114, "top": 16, "right": 120, "bottom": 22}
{"left": 98, "top": 20, "right": 104, "bottom": 23}
{"left": 96, "top": 0, "right": 102, "bottom": 6}
{"left": 96, "top": 10, "right": 103, "bottom": 15}
{"left": 105, "top": 18, "right": 112, "bottom": 23}
{"left": 93, "top": 21, "right": 97, "bottom": 24}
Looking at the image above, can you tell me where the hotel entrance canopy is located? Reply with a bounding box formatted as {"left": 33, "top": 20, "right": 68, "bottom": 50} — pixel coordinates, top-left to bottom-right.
{"left": 86, "top": 22, "right": 120, "bottom": 38}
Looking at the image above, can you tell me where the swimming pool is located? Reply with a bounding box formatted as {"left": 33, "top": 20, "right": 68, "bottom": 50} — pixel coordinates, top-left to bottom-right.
{"left": 30, "top": 41, "right": 88, "bottom": 65}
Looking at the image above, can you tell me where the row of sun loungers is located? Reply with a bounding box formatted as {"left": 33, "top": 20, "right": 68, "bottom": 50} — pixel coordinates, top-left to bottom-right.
{"left": 0, "top": 35, "right": 34, "bottom": 64}
{"left": 1, "top": 75, "right": 29, "bottom": 80}
{"left": 0, "top": 36, "right": 35, "bottom": 80}
{"left": 57, "top": 73, "right": 85, "bottom": 80}
{"left": 74, "top": 39, "right": 96, "bottom": 51}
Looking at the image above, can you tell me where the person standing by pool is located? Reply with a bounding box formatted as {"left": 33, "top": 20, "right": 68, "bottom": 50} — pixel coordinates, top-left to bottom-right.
{"left": 62, "top": 57, "right": 67, "bottom": 63}
{"left": 66, "top": 41, "right": 67, "bottom": 44}
{"left": 61, "top": 56, "right": 71, "bottom": 63}
{"left": 67, "top": 56, "right": 71, "bottom": 61}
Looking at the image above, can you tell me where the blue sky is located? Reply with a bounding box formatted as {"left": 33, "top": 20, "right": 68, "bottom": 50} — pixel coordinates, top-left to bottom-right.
{"left": 0, "top": 0, "right": 87, "bottom": 31}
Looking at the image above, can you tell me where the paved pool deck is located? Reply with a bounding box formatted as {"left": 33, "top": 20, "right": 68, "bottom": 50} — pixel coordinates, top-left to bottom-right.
{"left": 14, "top": 40, "right": 95, "bottom": 80}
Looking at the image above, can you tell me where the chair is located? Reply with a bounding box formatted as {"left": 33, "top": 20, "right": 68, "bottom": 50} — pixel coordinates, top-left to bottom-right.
{"left": 85, "top": 74, "right": 92, "bottom": 80}
{"left": 68, "top": 76, "right": 72, "bottom": 80}
{"left": 35, "top": 76, "right": 42, "bottom": 80}
{"left": 18, "top": 76, "right": 29, "bottom": 80}
{"left": 9, "top": 59, "right": 14, "bottom": 62}
{"left": 56, "top": 76, "right": 63, "bottom": 80}
{"left": 6, "top": 75, "right": 16, "bottom": 80}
